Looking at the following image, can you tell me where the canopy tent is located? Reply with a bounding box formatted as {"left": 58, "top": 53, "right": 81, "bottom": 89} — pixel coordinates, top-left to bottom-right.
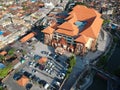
{"left": 17, "top": 75, "right": 29, "bottom": 86}
{"left": 38, "top": 57, "right": 47, "bottom": 64}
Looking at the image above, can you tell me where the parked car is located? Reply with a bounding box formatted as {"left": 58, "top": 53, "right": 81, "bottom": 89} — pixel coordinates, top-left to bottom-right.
{"left": 13, "top": 73, "right": 22, "bottom": 80}
{"left": 33, "top": 76, "right": 40, "bottom": 82}
{"left": 23, "top": 71, "right": 32, "bottom": 78}
{"left": 38, "top": 80, "right": 47, "bottom": 86}
{"left": 49, "top": 53, "right": 59, "bottom": 59}
{"left": 34, "top": 55, "right": 41, "bottom": 60}
{"left": 44, "top": 83, "right": 50, "bottom": 89}
{"left": 39, "top": 65, "right": 45, "bottom": 70}
{"left": 0, "top": 82, "right": 7, "bottom": 88}
{"left": 34, "top": 63, "right": 40, "bottom": 68}
{"left": 57, "top": 72, "right": 65, "bottom": 79}
{"left": 41, "top": 51, "right": 50, "bottom": 55}
{"left": 32, "top": 69, "right": 37, "bottom": 73}
{"left": 28, "top": 61, "right": 36, "bottom": 67}
{"left": 26, "top": 83, "right": 33, "bottom": 90}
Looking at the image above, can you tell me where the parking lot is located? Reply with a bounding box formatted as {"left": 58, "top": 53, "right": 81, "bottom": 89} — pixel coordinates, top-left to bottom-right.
{"left": 5, "top": 38, "right": 69, "bottom": 90}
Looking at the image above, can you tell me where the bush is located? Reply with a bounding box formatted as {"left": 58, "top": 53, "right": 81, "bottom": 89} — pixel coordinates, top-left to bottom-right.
{"left": 103, "top": 19, "right": 110, "bottom": 25}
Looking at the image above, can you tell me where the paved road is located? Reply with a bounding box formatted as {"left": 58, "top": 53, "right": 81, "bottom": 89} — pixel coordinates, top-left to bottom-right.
{"left": 61, "top": 56, "right": 85, "bottom": 90}
{"left": 4, "top": 71, "right": 25, "bottom": 90}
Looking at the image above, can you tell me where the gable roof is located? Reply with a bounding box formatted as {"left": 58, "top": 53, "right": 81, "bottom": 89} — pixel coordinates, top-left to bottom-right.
{"left": 0, "top": 51, "right": 7, "bottom": 56}
{"left": 80, "top": 17, "right": 103, "bottom": 38}
{"left": 69, "top": 5, "right": 97, "bottom": 21}
{"left": 55, "top": 28, "right": 79, "bottom": 36}
{"left": 42, "top": 26, "right": 55, "bottom": 34}
{"left": 58, "top": 21, "right": 78, "bottom": 31}
{"left": 20, "top": 32, "right": 36, "bottom": 43}
{"left": 75, "top": 35, "right": 89, "bottom": 44}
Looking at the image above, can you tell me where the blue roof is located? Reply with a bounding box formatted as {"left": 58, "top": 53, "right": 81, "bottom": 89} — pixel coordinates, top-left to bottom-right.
{"left": 31, "top": 0, "right": 36, "bottom": 2}
{"left": 0, "top": 63, "right": 5, "bottom": 69}
{"left": 111, "top": 24, "right": 117, "bottom": 29}
{"left": 0, "top": 31, "right": 4, "bottom": 35}
{"left": 75, "top": 21, "right": 87, "bottom": 31}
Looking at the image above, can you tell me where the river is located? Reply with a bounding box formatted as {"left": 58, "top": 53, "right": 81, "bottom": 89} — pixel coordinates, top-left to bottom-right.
{"left": 87, "top": 74, "right": 107, "bottom": 90}
{"left": 87, "top": 41, "right": 120, "bottom": 90}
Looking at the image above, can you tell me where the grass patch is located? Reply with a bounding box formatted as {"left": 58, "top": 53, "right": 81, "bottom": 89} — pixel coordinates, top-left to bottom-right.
{"left": 0, "top": 64, "right": 13, "bottom": 79}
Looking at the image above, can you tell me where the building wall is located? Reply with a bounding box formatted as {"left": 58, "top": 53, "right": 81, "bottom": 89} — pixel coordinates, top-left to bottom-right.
{"left": 53, "top": 33, "right": 74, "bottom": 44}
{"left": 44, "top": 33, "right": 53, "bottom": 45}
{"left": 85, "top": 38, "right": 94, "bottom": 50}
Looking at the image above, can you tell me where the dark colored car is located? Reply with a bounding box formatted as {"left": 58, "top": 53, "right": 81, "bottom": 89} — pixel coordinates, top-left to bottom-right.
{"left": 38, "top": 80, "right": 47, "bottom": 86}
{"left": 39, "top": 65, "right": 45, "bottom": 70}
{"left": 13, "top": 73, "right": 22, "bottom": 80}
{"left": 49, "top": 53, "right": 59, "bottom": 59}
{"left": 26, "top": 83, "right": 33, "bottom": 90}
{"left": 34, "top": 63, "right": 40, "bottom": 68}
{"left": 0, "top": 82, "right": 7, "bottom": 88}
{"left": 34, "top": 55, "right": 41, "bottom": 61}
{"left": 23, "top": 71, "right": 31, "bottom": 78}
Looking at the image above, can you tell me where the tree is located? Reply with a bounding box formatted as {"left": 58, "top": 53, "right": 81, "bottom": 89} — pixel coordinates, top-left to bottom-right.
{"left": 8, "top": 48, "right": 15, "bottom": 56}
{"left": 65, "top": 55, "right": 76, "bottom": 79}
{"left": 21, "top": 50, "right": 27, "bottom": 56}
{"left": 0, "top": 55, "right": 5, "bottom": 63}
{"left": 69, "top": 55, "right": 76, "bottom": 67}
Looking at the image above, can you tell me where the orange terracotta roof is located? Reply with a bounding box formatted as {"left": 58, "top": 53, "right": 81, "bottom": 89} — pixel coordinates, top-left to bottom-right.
{"left": 0, "top": 51, "right": 7, "bottom": 56}
{"left": 55, "top": 28, "right": 78, "bottom": 36}
{"left": 80, "top": 27, "right": 96, "bottom": 38}
{"left": 75, "top": 35, "right": 89, "bottom": 44}
{"left": 38, "top": 57, "right": 47, "bottom": 64}
{"left": 58, "top": 21, "right": 78, "bottom": 31}
{"left": 69, "top": 5, "right": 97, "bottom": 21}
{"left": 90, "top": 17, "right": 103, "bottom": 38}
{"left": 43, "top": 5, "right": 103, "bottom": 43}
{"left": 20, "top": 32, "right": 36, "bottom": 43}
{"left": 42, "top": 26, "right": 55, "bottom": 34}
{"left": 17, "top": 76, "right": 29, "bottom": 86}
{"left": 80, "top": 17, "right": 103, "bottom": 38}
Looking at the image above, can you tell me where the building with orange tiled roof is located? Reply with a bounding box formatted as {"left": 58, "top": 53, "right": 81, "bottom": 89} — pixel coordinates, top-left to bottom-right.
{"left": 0, "top": 51, "right": 7, "bottom": 56}
{"left": 42, "top": 5, "right": 103, "bottom": 55}
{"left": 20, "top": 32, "right": 36, "bottom": 43}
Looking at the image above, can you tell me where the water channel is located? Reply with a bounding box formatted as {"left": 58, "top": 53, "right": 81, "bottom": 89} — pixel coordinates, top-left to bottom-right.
{"left": 87, "top": 41, "right": 120, "bottom": 90}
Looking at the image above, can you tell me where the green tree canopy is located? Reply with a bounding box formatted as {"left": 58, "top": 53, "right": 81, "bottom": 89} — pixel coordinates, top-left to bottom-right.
{"left": 69, "top": 55, "right": 76, "bottom": 67}
{"left": 0, "top": 55, "right": 5, "bottom": 63}
{"left": 8, "top": 48, "right": 15, "bottom": 56}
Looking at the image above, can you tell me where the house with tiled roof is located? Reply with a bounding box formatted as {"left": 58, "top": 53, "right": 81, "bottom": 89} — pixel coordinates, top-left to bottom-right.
{"left": 42, "top": 5, "right": 103, "bottom": 55}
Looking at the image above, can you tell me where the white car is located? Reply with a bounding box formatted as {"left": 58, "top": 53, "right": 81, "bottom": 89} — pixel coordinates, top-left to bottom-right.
{"left": 44, "top": 83, "right": 50, "bottom": 89}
